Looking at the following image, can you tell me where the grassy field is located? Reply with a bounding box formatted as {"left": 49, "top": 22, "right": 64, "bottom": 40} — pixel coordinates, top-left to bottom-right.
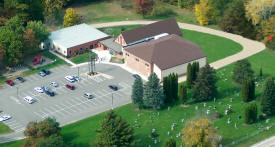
{"left": 0, "top": 123, "right": 12, "bottom": 135}
{"left": 2, "top": 50, "right": 274, "bottom": 147}
{"left": 100, "top": 25, "right": 243, "bottom": 63}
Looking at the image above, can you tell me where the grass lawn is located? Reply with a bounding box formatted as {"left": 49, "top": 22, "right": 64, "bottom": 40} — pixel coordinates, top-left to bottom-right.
{"left": 0, "top": 123, "right": 12, "bottom": 135}
{"left": 100, "top": 25, "right": 243, "bottom": 63}
{"left": 2, "top": 50, "right": 274, "bottom": 147}
{"left": 70, "top": 51, "right": 98, "bottom": 64}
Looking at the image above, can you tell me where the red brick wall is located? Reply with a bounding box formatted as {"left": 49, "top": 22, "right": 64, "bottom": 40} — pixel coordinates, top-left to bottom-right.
{"left": 67, "top": 36, "right": 110, "bottom": 57}
{"left": 124, "top": 51, "right": 152, "bottom": 77}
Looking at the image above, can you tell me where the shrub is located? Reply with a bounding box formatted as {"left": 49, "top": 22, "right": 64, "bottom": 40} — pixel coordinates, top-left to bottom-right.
{"left": 151, "top": 7, "right": 175, "bottom": 17}
{"left": 214, "top": 112, "right": 222, "bottom": 118}
{"left": 266, "top": 37, "right": 275, "bottom": 50}
{"left": 244, "top": 104, "right": 258, "bottom": 124}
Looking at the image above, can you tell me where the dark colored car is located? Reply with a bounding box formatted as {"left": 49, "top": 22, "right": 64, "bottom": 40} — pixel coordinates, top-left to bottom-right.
{"left": 66, "top": 84, "right": 75, "bottom": 90}
{"left": 42, "top": 69, "right": 50, "bottom": 75}
{"left": 42, "top": 86, "right": 55, "bottom": 97}
{"left": 6, "top": 80, "right": 14, "bottom": 86}
{"left": 132, "top": 74, "right": 141, "bottom": 79}
{"left": 109, "top": 85, "right": 118, "bottom": 91}
{"left": 16, "top": 77, "right": 25, "bottom": 83}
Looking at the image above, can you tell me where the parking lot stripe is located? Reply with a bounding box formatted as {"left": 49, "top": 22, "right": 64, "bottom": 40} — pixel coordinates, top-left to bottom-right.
{"left": 4, "top": 120, "right": 17, "bottom": 125}
{"left": 59, "top": 103, "right": 76, "bottom": 113}
{"left": 9, "top": 96, "right": 22, "bottom": 104}
{"left": 33, "top": 112, "right": 44, "bottom": 118}
{"left": 55, "top": 104, "right": 71, "bottom": 115}
{"left": 15, "top": 127, "right": 25, "bottom": 133}
{"left": 63, "top": 101, "right": 79, "bottom": 112}
{"left": 48, "top": 106, "right": 66, "bottom": 117}
{"left": 70, "top": 99, "right": 88, "bottom": 110}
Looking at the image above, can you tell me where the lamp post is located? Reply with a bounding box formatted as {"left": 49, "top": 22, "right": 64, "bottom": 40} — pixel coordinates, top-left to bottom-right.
{"left": 77, "top": 67, "right": 80, "bottom": 77}
{"left": 16, "top": 86, "right": 19, "bottom": 99}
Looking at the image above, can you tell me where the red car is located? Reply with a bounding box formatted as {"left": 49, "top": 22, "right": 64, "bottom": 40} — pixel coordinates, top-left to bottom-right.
{"left": 6, "top": 80, "right": 14, "bottom": 86}
{"left": 66, "top": 84, "right": 75, "bottom": 90}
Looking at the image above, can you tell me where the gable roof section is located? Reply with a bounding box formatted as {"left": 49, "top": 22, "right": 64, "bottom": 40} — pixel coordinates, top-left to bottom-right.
{"left": 49, "top": 23, "right": 109, "bottom": 48}
{"left": 121, "top": 18, "right": 182, "bottom": 44}
{"left": 125, "top": 34, "right": 206, "bottom": 70}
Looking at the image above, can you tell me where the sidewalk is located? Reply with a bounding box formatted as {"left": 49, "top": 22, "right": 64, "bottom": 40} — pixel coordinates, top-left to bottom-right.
{"left": 49, "top": 50, "right": 76, "bottom": 66}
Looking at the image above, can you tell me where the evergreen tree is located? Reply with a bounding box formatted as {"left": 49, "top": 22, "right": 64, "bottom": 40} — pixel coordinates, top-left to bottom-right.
{"left": 131, "top": 77, "right": 144, "bottom": 109}
{"left": 164, "top": 73, "right": 178, "bottom": 103}
{"left": 163, "top": 76, "right": 169, "bottom": 102}
{"left": 242, "top": 78, "right": 255, "bottom": 102}
{"left": 144, "top": 73, "right": 165, "bottom": 109}
{"left": 192, "top": 64, "right": 217, "bottom": 102}
{"left": 179, "top": 85, "right": 187, "bottom": 104}
{"left": 232, "top": 59, "right": 254, "bottom": 85}
{"left": 259, "top": 67, "right": 263, "bottom": 77}
{"left": 94, "top": 111, "right": 134, "bottom": 147}
{"left": 187, "top": 63, "right": 192, "bottom": 88}
{"left": 219, "top": 0, "right": 257, "bottom": 39}
{"left": 178, "top": 0, "right": 183, "bottom": 8}
{"left": 244, "top": 103, "right": 258, "bottom": 124}
{"left": 164, "top": 138, "right": 176, "bottom": 147}
{"left": 261, "top": 77, "right": 275, "bottom": 116}
{"left": 192, "top": 62, "right": 200, "bottom": 83}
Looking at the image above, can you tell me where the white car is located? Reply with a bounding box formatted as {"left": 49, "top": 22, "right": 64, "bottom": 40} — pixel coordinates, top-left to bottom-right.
{"left": 23, "top": 96, "right": 35, "bottom": 104}
{"left": 84, "top": 93, "right": 93, "bottom": 99}
{"left": 65, "top": 76, "right": 75, "bottom": 83}
{"left": 0, "top": 115, "right": 11, "bottom": 122}
{"left": 73, "top": 76, "right": 81, "bottom": 82}
{"left": 34, "top": 87, "right": 44, "bottom": 93}
{"left": 50, "top": 82, "right": 59, "bottom": 87}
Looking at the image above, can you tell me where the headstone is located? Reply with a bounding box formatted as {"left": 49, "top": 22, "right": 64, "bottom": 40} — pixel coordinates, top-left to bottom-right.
{"left": 152, "top": 128, "right": 156, "bottom": 133}
{"left": 168, "top": 106, "right": 171, "bottom": 111}
{"left": 157, "top": 112, "right": 159, "bottom": 116}
{"left": 229, "top": 105, "right": 232, "bottom": 109}
{"left": 206, "top": 109, "right": 210, "bottom": 115}
{"left": 238, "top": 115, "right": 241, "bottom": 120}
{"left": 167, "top": 131, "right": 170, "bottom": 136}
{"left": 154, "top": 139, "right": 157, "bottom": 144}
{"left": 181, "top": 119, "right": 185, "bottom": 123}
{"left": 225, "top": 110, "right": 228, "bottom": 115}
{"left": 214, "top": 98, "right": 216, "bottom": 103}
{"left": 219, "top": 144, "right": 223, "bottom": 147}
{"left": 234, "top": 123, "right": 237, "bottom": 129}
{"left": 266, "top": 119, "right": 270, "bottom": 123}
{"left": 230, "top": 98, "right": 233, "bottom": 102}
{"left": 203, "top": 103, "right": 207, "bottom": 107}
{"left": 195, "top": 106, "right": 198, "bottom": 110}
{"left": 213, "top": 106, "right": 216, "bottom": 110}
{"left": 227, "top": 118, "right": 231, "bottom": 124}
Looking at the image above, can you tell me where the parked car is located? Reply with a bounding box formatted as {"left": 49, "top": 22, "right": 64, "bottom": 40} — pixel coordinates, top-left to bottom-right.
{"left": 66, "top": 84, "right": 75, "bottom": 90}
{"left": 132, "top": 74, "right": 141, "bottom": 79}
{"left": 42, "top": 86, "right": 55, "bottom": 96}
{"left": 23, "top": 96, "right": 35, "bottom": 104}
{"left": 38, "top": 71, "right": 46, "bottom": 77}
{"left": 73, "top": 75, "right": 81, "bottom": 82}
{"left": 84, "top": 93, "right": 93, "bottom": 99}
{"left": 0, "top": 115, "right": 11, "bottom": 122}
{"left": 16, "top": 77, "right": 25, "bottom": 83}
{"left": 109, "top": 85, "right": 118, "bottom": 91}
{"left": 65, "top": 76, "right": 75, "bottom": 83}
{"left": 5, "top": 80, "right": 14, "bottom": 86}
{"left": 50, "top": 82, "right": 59, "bottom": 87}
{"left": 34, "top": 87, "right": 44, "bottom": 93}
{"left": 42, "top": 69, "right": 50, "bottom": 75}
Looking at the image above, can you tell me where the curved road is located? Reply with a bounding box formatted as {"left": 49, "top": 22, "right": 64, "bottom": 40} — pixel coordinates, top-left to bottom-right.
{"left": 90, "top": 20, "right": 266, "bottom": 82}
{"left": 0, "top": 21, "right": 266, "bottom": 145}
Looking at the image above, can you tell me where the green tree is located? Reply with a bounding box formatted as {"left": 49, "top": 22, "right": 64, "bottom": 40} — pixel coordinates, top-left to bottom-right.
{"left": 94, "top": 110, "right": 134, "bottom": 147}
{"left": 186, "top": 63, "right": 192, "bottom": 88}
{"left": 165, "top": 138, "right": 176, "bottom": 147}
{"left": 192, "top": 62, "right": 200, "bottom": 83}
{"left": 131, "top": 77, "right": 144, "bottom": 109}
{"left": 179, "top": 85, "right": 187, "bottom": 104}
{"left": 23, "top": 29, "right": 39, "bottom": 56}
{"left": 261, "top": 77, "right": 275, "bottom": 116}
{"left": 178, "top": 0, "right": 183, "bottom": 8}
{"left": 192, "top": 64, "right": 217, "bottom": 102}
{"left": 242, "top": 78, "right": 255, "bottom": 102}
{"left": 26, "top": 20, "right": 50, "bottom": 43}
{"left": 63, "top": 7, "right": 80, "bottom": 27}
{"left": 144, "top": 73, "right": 165, "bottom": 109}
{"left": 164, "top": 73, "right": 178, "bottom": 103}
{"left": 244, "top": 103, "right": 258, "bottom": 124}
{"left": 219, "top": 0, "right": 257, "bottom": 39}
{"left": 232, "top": 59, "right": 254, "bottom": 85}
{"left": 259, "top": 67, "right": 263, "bottom": 77}
{"left": 43, "top": 0, "right": 67, "bottom": 21}
{"left": 36, "top": 134, "right": 65, "bottom": 147}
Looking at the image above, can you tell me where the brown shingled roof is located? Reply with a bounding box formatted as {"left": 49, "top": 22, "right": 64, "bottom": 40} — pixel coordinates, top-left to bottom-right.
{"left": 125, "top": 34, "right": 206, "bottom": 70}
{"left": 121, "top": 18, "right": 182, "bottom": 44}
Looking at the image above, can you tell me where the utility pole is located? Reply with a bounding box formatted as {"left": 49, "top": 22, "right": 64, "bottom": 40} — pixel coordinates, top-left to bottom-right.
{"left": 111, "top": 93, "right": 114, "bottom": 110}
{"left": 77, "top": 67, "right": 80, "bottom": 77}
{"left": 16, "top": 86, "right": 19, "bottom": 99}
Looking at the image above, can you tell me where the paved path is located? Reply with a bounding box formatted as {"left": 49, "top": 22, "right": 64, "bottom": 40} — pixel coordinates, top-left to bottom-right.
{"left": 90, "top": 20, "right": 266, "bottom": 82}
{"left": 49, "top": 50, "right": 76, "bottom": 66}
{"left": 251, "top": 136, "right": 275, "bottom": 147}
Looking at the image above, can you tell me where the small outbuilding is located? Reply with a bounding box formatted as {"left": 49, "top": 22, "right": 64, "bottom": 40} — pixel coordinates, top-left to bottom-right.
{"left": 48, "top": 23, "right": 110, "bottom": 57}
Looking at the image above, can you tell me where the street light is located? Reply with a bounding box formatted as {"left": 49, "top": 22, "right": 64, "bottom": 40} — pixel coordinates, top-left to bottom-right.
{"left": 77, "top": 67, "right": 80, "bottom": 77}
{"left": 16, "top": 86, "right": 19, "bottom": 99}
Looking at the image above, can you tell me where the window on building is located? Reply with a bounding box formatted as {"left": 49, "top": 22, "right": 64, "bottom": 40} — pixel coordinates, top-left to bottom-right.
{"left": 69, "top": 51, "right": 72, "bottom": 54}
{"left": 80, "top": 48, "right": 83, "bottom": 50}
{"left": 58, "top": 48, "right": 60, "bottom": 51}
{"left": 145, "top": 63, "right": 149, "bottom": 67}
{"left": 90, "top": 45, "right": 93, "bottom": 49}
{"left": 135, "top": 58, "right": 139, "bottom": 62}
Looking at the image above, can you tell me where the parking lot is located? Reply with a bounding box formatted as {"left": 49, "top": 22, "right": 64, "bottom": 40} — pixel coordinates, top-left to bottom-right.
{"left": 0, "top": 63, "right": 134, "bottom": 140}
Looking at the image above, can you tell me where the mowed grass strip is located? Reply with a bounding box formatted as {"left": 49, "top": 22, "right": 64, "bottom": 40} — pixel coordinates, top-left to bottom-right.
{"left": 0, "top": 123, "right": 13, "bottom": 135}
